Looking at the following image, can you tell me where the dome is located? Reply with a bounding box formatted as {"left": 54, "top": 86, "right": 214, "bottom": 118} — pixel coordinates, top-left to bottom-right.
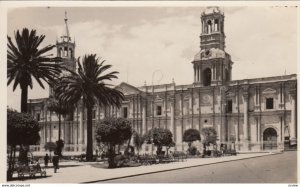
{"left": 194, "top": 48, "right": 226, "bottom": 61}
{"left": 203, "top": 6, "right": 223, "bottom": 15}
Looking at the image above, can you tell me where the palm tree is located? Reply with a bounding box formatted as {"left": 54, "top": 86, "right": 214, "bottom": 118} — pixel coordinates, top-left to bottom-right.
{"left": 55, "top": 54, "right": 124, "bottom": 161}
{"left": 7, "top": 28, "right": 63, "bottom": 113}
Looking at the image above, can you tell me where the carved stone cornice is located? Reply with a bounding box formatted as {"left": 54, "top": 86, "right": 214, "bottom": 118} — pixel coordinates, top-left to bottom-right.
{"left": 288, "top": 88, "right": 297, "bottom": 98}
{"left": 287, "top": 80, "right": 297, "bottom": 89}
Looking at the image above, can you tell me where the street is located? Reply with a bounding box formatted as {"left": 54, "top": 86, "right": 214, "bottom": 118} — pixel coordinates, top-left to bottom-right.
{"left": 103, "top": 151, "right": 297, "bottom": 183}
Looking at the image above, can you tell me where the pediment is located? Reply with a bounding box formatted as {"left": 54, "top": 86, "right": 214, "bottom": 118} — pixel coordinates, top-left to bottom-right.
{"left": 262, "top": 88, "right": 276, "bottom": 95}
{"left": 154, "top": 95, "right": 163, "bottom": 103}
{"left": 115, "top": 82, "right": 142, "bottom": 96}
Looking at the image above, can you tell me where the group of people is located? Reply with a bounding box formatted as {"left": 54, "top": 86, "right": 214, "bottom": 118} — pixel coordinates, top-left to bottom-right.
{"left": 43, "top": 153, "right": 60, "bottom": 173}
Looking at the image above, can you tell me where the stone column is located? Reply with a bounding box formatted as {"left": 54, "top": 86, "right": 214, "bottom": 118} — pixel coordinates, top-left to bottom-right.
{"left": 257, "top": 116, "right": 262, "bottom": 150}
{"left": 44, "top": 105, "right": 47, "bottom": 145}
{"left": 218, "top": 124, "right": 221, "bottom": 143}
{"left": 235, "top": 125, "right": 238, "bottom": 143}
{"left": 194, "top": 66, "right": 197, "bottom": 82}
{"left": 281, "top": 116, "right": 284, "bottom": 142}
{"left": 242, "top": 86, "right": 249, "bottom": 150}
{"left": 142, "top": 99, "right": 146, "bottom": 135}
{"left": 49, "top": 111, "right": 52, "bottom": 142}
{"left": 198, "top": 66, "right": 200, "bottom": 82}
{"left": 189, "top": 92, "right": 193, "bottom": 129}
{"left": 214, "top": 65, "right": 217, "bottom": 80}
{"left": 212, "top": 65, "right": 215, "bottom": 81}
{"left": 289, "top": 91, "right": 297, "bottom": 145}
{"left": 258, "top": 118, "right": 261, "bottom": 141}
{"left": 79, "top": 103, "right": 84, "bottom": 151}
{"left": 282, "top": 83, "right": 285, "bottom": 109}
{"left": 243, "top": 95, "right": 248, "bottom": 140}
{"left": 170, "top": 97, "right": 175, "bottom": 138}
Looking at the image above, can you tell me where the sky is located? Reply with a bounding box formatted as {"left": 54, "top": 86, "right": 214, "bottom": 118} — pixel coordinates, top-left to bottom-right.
{"left": 6, "top": 6, "right": 298, "bottom": 111}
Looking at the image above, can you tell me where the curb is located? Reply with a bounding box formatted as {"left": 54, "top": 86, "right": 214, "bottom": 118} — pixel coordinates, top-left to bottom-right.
{"left": 83, "top": 152, "right": 282, "bottom": 183}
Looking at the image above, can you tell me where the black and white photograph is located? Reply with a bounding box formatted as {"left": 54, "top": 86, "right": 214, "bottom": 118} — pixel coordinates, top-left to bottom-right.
{"left": 1, "top": 1, "right": 298, "bottom": 184}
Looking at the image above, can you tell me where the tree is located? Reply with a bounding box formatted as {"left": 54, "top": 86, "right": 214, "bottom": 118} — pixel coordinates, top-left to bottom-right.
{"left": 183, "top": 128, "right": 201, "bottom": 155}
{"left": 133, "top": 132, "right": 145, "bottom": 155}
{"left": 7, "top": 28, "right": 63, "bottom": 113}
{"left": 144, "top": 127, "right": 173, "bottom": 155}
{"left": 95, "top": 117, "right": 132, "bottom": 168}
{"left": 7, "top": 108, "right": 40, "bottom": 180}
{"left": 55, "top": 54, "right": 124, "bottom": 161}
{"left": 201, "top": 127, "right": 217, "bottom": 151}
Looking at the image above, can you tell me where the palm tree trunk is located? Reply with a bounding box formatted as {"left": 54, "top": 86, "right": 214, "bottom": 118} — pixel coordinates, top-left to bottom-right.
{"left": 58, "top": 114, "right": 61, "bottom": 140}
{"left": 108, "top": 144, "right": 116, "bottom": 168}
{"left": 21, "top": 85, "right": 28, "bottom": 113}
{"left": 86, "top": 104, "right": 93, "bottom": 161}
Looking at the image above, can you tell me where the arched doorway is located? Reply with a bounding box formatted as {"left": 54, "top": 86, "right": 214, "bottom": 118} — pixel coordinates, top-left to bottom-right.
{"left": 202, "top": 68, "right": 212, "bottom": 86}
{"left": 263, "top": 128, "right": 277, "bottom": 150}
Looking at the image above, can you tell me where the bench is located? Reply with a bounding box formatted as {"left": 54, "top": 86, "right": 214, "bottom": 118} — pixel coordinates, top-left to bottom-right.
{"left": 16, "top": 165, "right": 46, "bottom": 178}
{"left": 223, "top": 150, "right": 237, "bottom": 156}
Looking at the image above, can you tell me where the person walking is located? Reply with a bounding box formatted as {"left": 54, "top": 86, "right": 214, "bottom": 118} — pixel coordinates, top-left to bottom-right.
{"left": 52, "top": 153, "right": 59, "bottom": 173}
{"left": 44, "top": 154, "right": 49, "bottom": 167}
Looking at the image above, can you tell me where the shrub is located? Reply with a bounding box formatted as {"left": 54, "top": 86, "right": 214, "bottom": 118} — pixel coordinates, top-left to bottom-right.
{"left": 143, "top": 127, "right": 173, "bottom": 155}
{"left": 95, "top": 117, "right": 132, "bottom": 168}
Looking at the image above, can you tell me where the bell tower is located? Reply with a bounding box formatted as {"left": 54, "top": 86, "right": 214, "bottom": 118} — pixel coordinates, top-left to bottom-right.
{"left": 56, "top": 11, "right": 76, "bottom": 73}
{"left": 50, "top": 11, "right": 76, "bottom": 96}
{"left": 192, "top": 7, "right": 233, "bottom": 86}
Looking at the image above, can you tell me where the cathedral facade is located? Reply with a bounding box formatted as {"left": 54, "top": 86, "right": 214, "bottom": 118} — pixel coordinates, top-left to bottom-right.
{"left": 28, "top": 7, "right": 297, "bottom": 154}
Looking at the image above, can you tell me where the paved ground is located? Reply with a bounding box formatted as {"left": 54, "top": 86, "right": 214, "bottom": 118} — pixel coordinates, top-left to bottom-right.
{"left": 104, "top": 151, "right": 297, "bottom": 183}
{"left": 9, "top": 151, "right": 295, "bottom": 183}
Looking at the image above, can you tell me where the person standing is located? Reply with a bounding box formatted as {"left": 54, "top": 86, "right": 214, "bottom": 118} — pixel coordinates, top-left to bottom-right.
{"left": 52, "top": 153, "right": 59, "bottom": 173}
{"left": 44, "top": 154, "right": 49, "bottom": 167}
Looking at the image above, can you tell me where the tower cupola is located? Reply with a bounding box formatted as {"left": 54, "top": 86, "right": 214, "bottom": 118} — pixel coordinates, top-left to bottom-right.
{"left": 56, "top": 11, "right": 76, "bottom": 72}
{"left": 192, "top": 7, "right": 233, "bottom": 86}
{"left": 200, "top": 6, "right": 225, "bottom": 50}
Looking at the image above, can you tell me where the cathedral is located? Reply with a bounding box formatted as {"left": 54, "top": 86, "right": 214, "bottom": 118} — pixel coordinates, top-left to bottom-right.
{"left": 28, "top": 7, "right": 297, "bottom": 154}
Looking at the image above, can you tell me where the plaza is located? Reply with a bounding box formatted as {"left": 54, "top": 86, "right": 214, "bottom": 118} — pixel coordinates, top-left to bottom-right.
{"left": 10, "top": 151, "right": 296, "bottom": 183}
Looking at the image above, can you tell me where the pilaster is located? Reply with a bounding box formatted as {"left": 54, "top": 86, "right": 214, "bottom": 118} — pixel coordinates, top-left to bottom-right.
{"left": 241, "top": 85, "right": 250, "bottom": 150}
{"left": 289, "top": 88, "right": 297, "bottom": 145}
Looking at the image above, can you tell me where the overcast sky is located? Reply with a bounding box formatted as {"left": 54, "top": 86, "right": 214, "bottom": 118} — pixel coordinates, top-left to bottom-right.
{"left": 6, "top": 6, "right": 297, "bottom": 111}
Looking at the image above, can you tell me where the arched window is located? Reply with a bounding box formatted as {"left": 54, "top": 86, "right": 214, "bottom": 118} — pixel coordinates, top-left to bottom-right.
{"left": 220, "top": 21, "right": 224, "bottom": 33}
{"left": 69, "top": 48, "right": 73, "bottom": 58}
{"left": 59, "top": 48, "right": 63, "bottom": 57}
{"left": 64, "top": 47, "right": 68, "bottom": 57}
{"left": 202, "top": 68, "right": 212, "bottom": 86}
{"left": 207, "top": 20, "right": 212, "bottom": 34}
{"left": 214, "top": 19, "right": 219, "bottom": 31}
